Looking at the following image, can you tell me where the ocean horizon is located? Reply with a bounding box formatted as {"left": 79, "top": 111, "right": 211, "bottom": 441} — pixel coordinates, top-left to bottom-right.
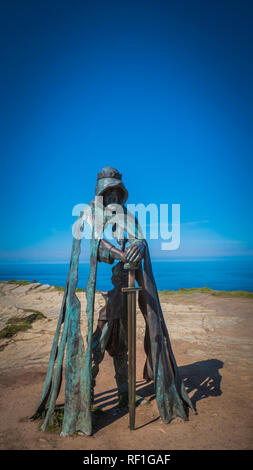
{"left": 0, "top": 257, "right": 252, "bottom": 292}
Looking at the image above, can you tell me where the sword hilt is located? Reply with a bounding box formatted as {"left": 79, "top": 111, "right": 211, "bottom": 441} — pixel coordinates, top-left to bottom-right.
{"left": 123, "top": 263, "right": 139, "bottom": 271}
{"left": 122, "top": 263, "right": 142, "bottom": 292}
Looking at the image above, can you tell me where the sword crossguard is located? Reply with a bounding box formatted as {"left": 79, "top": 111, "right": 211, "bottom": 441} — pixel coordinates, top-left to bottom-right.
{"left": 121, "top": 286, "right": 142, "bottom": 293}
{"left": 122, "top": 264, "right": 142, "bottom": 293}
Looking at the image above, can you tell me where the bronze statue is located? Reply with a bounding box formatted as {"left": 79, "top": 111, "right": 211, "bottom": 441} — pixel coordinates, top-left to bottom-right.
{"left": 31, "top": 166, "right": 196, "bottom": 435}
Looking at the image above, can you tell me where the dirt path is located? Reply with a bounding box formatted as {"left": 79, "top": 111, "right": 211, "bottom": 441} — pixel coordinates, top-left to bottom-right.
{"left": 0, "top": 282, "right": 252, "bottom": 450}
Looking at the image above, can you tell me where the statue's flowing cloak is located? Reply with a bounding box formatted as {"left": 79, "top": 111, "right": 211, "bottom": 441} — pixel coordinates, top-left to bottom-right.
{"left": 32, "top": 202, "right": 194, "bottom": 435}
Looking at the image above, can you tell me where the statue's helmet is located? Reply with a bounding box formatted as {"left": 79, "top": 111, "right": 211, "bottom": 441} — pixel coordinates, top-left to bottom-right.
{"left": 95, "top": 166, "right": 128, "bottom": 204}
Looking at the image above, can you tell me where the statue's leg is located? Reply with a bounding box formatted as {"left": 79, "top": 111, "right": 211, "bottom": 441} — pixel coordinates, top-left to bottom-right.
{"left": 106, "top": 316, "right": 129, "bottom": 407}
{"left": 91, "top": 320, "right": 113, "bottom": 403}
{"left": 111, "top": 314, "right": 148, "bottom": 408}
{"left": 113, "top": 351, "right": 128, "bottom": 406}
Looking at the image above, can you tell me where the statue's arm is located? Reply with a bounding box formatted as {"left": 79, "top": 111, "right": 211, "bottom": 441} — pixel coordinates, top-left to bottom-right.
{"left": 98, "top": 238, "right": 127, "bottom": 264}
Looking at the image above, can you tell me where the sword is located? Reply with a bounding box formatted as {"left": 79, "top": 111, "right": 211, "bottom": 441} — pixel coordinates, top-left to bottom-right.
{"left": 122, "top": 264, "right": 142, "bottom": 430}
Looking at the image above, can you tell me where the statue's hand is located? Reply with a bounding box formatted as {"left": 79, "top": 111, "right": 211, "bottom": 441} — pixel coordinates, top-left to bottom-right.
{"left": 125, "top": 242, "right": 145, "bottom": 264}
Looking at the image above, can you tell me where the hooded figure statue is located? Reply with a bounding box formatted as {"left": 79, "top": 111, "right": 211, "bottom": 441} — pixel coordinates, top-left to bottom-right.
{"left": 31, "top": 166, "right": 195, "bottom": 436}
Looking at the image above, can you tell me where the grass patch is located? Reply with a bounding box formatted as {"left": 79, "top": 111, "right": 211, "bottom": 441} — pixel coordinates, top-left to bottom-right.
{"left": 0, "top": 310, "right": 46, "bottom": 339}
{"left": 40, "top": 406, "right": 92, "bottom": 433}
{"left": 40, "top": 408, "right": 64, "bottom": 433}
{"left": 53, "top": 285, "right": 65, "bottom": 292}
{"left": 22, "top": 308, "right": 46, "bottom": 316}
{"left": 53, "top": 285, "right": 85, "bottom": 293}
{"left": 158, "top": 286, "right": 253, "bottom": 299}
{"left": 178, "top": 287, "right": 213, "bottom": 295}
{"left": 8, "top": 280, "right": 31, "bottom": 286}
{"left": 158, "top": 289, "right": 184, "bottom": 296}
{"left": 211, "top": 290, "right": 253, "bottom": 299}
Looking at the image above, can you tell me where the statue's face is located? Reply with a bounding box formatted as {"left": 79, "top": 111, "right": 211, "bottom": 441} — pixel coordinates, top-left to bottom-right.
{"left": 103, "top": 188, "right": 124, "bottom": 207}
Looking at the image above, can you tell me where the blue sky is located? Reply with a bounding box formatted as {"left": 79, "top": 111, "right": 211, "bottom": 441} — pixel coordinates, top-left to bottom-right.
{"left": 0, "top": 0, "right": 252, "bottom": 262}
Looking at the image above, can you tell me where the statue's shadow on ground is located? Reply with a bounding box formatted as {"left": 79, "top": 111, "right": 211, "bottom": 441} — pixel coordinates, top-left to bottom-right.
{"left": 92, "top": 358, "right": 223, "bottom": 433}
{"left": 180, "top": 358, "right": 223, "bottom": 408}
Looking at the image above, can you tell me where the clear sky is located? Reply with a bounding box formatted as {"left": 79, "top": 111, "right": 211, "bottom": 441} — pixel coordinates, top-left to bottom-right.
{"left": 0, "top": 0, "right": 252, "bottom": 262}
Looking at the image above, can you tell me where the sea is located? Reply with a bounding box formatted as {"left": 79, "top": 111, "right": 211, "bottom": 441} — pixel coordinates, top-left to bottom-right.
{"left": 0, "top": 257, "right": 252, "bottom": 292}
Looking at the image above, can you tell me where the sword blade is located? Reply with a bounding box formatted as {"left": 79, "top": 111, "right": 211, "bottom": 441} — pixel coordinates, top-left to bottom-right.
{"left": 128, "top": 269, "right": 136, "bottom": 431}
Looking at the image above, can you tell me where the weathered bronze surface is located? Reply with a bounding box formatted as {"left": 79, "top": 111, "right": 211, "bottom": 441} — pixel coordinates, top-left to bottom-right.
{"left": 122, "top": 265, "right": 142, "bottom": 430}
{"left": 31, "top": 166, "right": 196, "bottom": 436}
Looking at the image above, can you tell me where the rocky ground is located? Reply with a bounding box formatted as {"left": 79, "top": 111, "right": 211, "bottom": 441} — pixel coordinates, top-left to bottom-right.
{"left": 0, "top": 281, "right": 252, "bottom": 450}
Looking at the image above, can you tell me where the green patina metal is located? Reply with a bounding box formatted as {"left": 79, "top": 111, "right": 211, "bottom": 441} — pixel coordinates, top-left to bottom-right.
{"left": 31, "top": 205, "right": 101, "bottom": 435}
{"left": 32, "top": 167, "right": 195, "bottom": 436}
